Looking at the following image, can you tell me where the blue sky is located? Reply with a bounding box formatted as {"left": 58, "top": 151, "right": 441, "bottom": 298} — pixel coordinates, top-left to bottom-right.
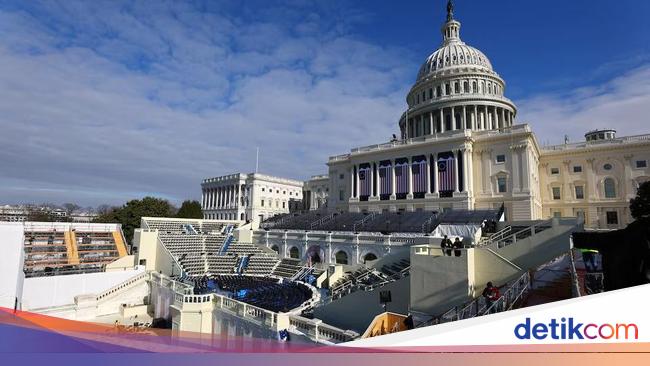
{"left": 0, "top": 0, "right": 649, "bottom": 207}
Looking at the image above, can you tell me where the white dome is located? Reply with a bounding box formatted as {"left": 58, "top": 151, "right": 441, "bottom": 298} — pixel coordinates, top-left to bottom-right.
{"left": 415, "top": 20, "right": 493, "bottom": 83}
{"left": 417, "top": 42, "right": 493, "bottom": 81}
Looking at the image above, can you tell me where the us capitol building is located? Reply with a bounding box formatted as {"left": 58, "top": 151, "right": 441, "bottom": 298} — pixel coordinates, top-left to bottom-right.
{"left": 325, "top": 1, "right": 650, "bottom": 230}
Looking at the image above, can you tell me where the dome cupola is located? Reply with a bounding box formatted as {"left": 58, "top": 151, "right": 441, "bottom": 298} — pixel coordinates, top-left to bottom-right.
{"left": 399, "top": 0, "right": 518, "bottom": 139}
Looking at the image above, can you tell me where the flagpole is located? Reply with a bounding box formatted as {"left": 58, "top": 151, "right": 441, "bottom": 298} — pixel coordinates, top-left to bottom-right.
{"left": 255, "top": 147, "right": 259, "bottom": 174}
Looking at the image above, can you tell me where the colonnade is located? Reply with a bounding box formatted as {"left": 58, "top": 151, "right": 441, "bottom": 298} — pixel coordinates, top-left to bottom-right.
{"left": 404, "top": 105, "right": 514, "bottom": 139}
{"left": 349, "top": 147, "right": 473, "bottom": 200}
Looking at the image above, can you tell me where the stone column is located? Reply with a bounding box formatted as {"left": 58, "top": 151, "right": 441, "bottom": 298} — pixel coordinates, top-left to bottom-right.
{"left": 350, "top": 166, "right": 354, "bottom": 199}
{"left": 390, "top": 160, "right": 397, "bottom": 200}
{"left": 429, "top": 112, "right": 434, "bottom": 135}
{"left": 355, "top": 165, "right": 360, "bottom": 198}
{"left": 493, "top": 107, "right": 498, "bottom": 129}
{"left": 439, "top": 108, "right": 444, "bottom": 133}
{"left": 462, "top": 148, "right": 469, "bottom": 192}
{"left": 368, "top": 163, "right": 374, "bottom": 197}
{"left": 501, "top": 108, "right": 506, "bottom": 129}
{"left": 433, "top": 153, "right": 439, "bottom": 194}
{"left": 454, "top": 150, "right": 460, "bottom": 193}
{"left": 451, "top": 106, "right": 456, "bottom": 130}
{"left": 373, "top": 163, "right": 380, "bottom": 198}
{"left": 462, "top": 105, "right": 467, "bottom": 129}
{"left": 521, "top": 147, "right": 530, "bottom": 192}
{"left": 407, "top": 157, "right": 413, "bottom": 198}
{"left": 425, "top": 154, "right": 431, "bottom": 194}
{"left": 511, "top": 146, "right": 521, "bottom": 193}
{"left": 467, "top": 148, "right": 474, "bottom": 195}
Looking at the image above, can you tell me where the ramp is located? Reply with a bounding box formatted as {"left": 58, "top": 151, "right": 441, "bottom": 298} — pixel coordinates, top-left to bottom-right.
{"left": 64, "top": 230, "right": 80, "bottom": 265}
{"left": 112, "top": 231, "right": 129, "bottom": 257}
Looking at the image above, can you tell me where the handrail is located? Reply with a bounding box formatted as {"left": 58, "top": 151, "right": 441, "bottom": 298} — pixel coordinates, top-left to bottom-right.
{"left": 95, "top": 271, "right": 148, "bottom": 301}
{"left": 417, "top": 270, "right": 530, "bottom": 328}
{"left": 310, "top": 212, "right": 336, "bottom": 230}
{"left": 353, "top": 212, "right": 376, "bottom": 232}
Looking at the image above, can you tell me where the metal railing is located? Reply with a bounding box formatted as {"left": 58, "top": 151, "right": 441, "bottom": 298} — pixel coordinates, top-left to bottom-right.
{"left": 310, "top": 212, "right": 336, "bottom": 230}
{"left": 417, "top": 271, "right": 531, "bottom": 327}
{"left": 479, "top": 220, "right": 553, "bottom": 248}
{"left": 353, "top": 212, "right": 376, "bottom": 232}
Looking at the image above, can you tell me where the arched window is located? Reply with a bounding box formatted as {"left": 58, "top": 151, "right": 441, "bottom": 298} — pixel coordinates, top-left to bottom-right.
{"left": 363, "top": 253, "right": 378, "bottom": 263}
{"left": 335, "top": 251, "right": 348, "bottom": 265}
{"left": 436, "top": 86, "right": 442, "bottom": 97}
{"left": 463, "top": 81, "right": 469, "bottom": 93}
{"left": 472, "top": 81, "right": 477, "bottom": 93}
{"left": 604, "top": 178, "right": 616, "bottom": 198}
{"left": 289, "top": 247, "right": 300, "bottom": 259}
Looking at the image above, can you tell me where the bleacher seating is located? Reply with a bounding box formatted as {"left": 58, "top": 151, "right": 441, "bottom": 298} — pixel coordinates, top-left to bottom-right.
{"left": 262, "top": 211, "right": 328, "bottom": 230}
{"left": 244, "top": 255, "right": 280, "bottom": 275}
{"left": 355, "top": 211, "right": 439, "bottom": 233}
{"left": 272, "top": 258, "right": 303, "bottom": 278}
{"left": 22, "top": 224, "right": 127, "bottom": 277}
{"left": 207, "top": 255, "right": 237, "bottom": 274}
{"left": 315, "top": 212, "right": 367, "bottom": 231}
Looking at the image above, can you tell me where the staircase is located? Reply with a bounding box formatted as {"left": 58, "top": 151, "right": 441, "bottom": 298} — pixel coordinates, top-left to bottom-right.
{"left": 236, "top": 255, "right": 250, "bottom": 275}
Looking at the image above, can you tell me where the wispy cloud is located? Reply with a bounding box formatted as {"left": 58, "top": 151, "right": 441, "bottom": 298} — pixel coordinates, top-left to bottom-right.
{"left": 0, "top": 1, "right": 647, "bottom": 206}
{"left": 0, "top": 0, "right": 414, "bottom": 206}
{"left": 517, "top": 65, "right": 650, "bottom": 146}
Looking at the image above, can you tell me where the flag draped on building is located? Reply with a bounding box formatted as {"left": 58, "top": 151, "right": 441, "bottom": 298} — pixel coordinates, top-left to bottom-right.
{"left": 412, "top": 160, "right": 427, "bottom": 193}
{"left": 379, "top": 165, "right": 392, "bottom": 195}
{"left": 438, "top": 156, "right": 455, "bottom": 191}
{"left": 395, "top": 162, "right": 408, "bottom": 194}
{"left": 359, "top": 166, "right": 371, "bottom": 197}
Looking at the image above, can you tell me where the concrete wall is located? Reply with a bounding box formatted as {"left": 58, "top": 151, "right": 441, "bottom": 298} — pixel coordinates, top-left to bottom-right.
{"left": 0, "top": 222, "right": 24, "bottom": 310}
{"left": 409, "top": 247, "right": 470, "bottom": 316}
{"left": 22, "top": 268, "right": 145, "bottom": 310}
{"left": 313, "top": 277, "right": 410, "bottom": 334}
{"left": 133, "top": 229, "right": 159, "bottom": 270}
{"left": 105, "top": 255, "right": 136, "bottom": 271}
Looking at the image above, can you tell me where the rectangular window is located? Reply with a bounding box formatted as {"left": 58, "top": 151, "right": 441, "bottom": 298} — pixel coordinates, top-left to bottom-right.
{"left": 339, "top": 173, "right": 344, "bottom": 179}
{"left": 636, "top": 160, "right": 648, "bottom": 168}
{"left": 497, "top": 177, "right": 507, "bottom": 193}
{"left": 282, "top": 202, "right": 285, "bottom": 209}
{"left": 575, "top": 185, "right": 584, "bottom": 199}
{"left": 552, "top": 187, "right": 561, "bottom": 200}
{"left": 551, "top": 167, "right": 560, "bottom": 175}
{"left": 606, "top": 211, "right": 618, "bottom": 225}
{"left": 261, "top": 200, "right": 264, "bottom": 207}
{"left": 496, "top": 154, "right": 506, "bottom": 163}
{"left": 429, "top": 88, "right": 433, "bottom": 99}
{"left": 573, "top": 165, "right": 582, "bottom": 173}
{"left": 339, "top": 190, "right": 345, "bottom": 201}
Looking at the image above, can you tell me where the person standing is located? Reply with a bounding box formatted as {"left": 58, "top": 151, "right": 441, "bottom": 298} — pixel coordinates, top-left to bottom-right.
{"left": 482, "top": 281, "right": 500, "bottom": 313}
{"left": 440, "top": 235, "right": 450, "bottom": 256}
{"left": 453, "top": 237, "right": 463, "bottom": 257}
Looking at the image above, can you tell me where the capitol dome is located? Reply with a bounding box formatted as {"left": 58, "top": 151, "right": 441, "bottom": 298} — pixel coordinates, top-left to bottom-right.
{"left": 399, "top": 0, "right": 517, "bottom": 140}
{"left": 416, "top": 29, "right": 494, "bottom": 82}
